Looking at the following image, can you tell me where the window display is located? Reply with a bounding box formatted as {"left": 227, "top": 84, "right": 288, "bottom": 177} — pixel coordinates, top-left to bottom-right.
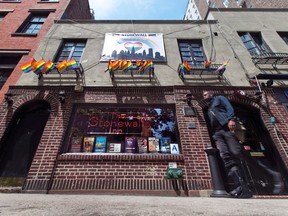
{"left": 63, "top": 104, "right": 179, "bottom": 154}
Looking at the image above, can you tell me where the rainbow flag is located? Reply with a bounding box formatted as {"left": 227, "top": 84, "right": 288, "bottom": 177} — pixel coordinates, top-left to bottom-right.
{"left": 181, "top": 61, "right": 191, "bottom": 74}
{"left": 139, "top": 60, "right": 154, "bottom": 73}
{"left": 42, "top": 60, "right": 55, "bottom": 74}
{"left": 104, "top": 60, "right": 112, "bottom": 73}
{"left": 142, "top": 60, "right": 154, "bottom": 72}
{"left": 135, "top": 60, "right": 142, "bottom": 69}
{"left": 119, "top": 60, "right": 126, "bottom": 70}
{"left": 215, "top": 60, "right": 229, "bottom": 74}
{"left": 32, "top": 59, "right": 46, "bottom": 75}
{"left": 105, "top": 60, "right": 121, "bottom": 73}
{"left": 66, "top": 59, "right": 78, "bottom": 70}
{"left": 204, "top": 61, "right": 212, "bottom": 68}
{"left": 122, "top": 60, "right": 133, "bottom": 72}
{"left": 139, "top": 61, "right": 149, "bottom": 74}
{"left": 110, "top": 60, "right": 121, "bottom": 71}
{"left": 56, "top": 60, "right": 67, "bottom": 73}
{"left": 20, "top": 58, "right": 37, "bottom": 73}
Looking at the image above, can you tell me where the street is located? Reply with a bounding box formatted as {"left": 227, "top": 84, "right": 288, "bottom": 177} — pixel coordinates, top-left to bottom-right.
{"left": 0, "top": 193, "right": 287, "bottom": 216}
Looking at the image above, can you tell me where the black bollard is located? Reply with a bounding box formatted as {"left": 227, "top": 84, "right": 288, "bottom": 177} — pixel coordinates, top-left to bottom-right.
{"left": 204, "top": 144, "right": 230, "bottom": 197}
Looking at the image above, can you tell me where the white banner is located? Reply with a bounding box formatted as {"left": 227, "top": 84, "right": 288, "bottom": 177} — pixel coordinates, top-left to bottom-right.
{"left": 100, "top": 33, "right": 166, "bottom": 62}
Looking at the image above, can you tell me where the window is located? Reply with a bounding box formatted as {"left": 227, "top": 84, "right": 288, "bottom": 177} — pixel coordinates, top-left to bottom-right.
{"left": 178, "top": 40, "right": 206, "bottom": 66}
{"left": 63, "top": 104, "right": 179, "bottom": 154}
{"left": 19, "top": 14, "right": 47, "bottom": 34}
{"left": 55, "top": 40, "right": 86, "bottom": 63}
{"left": 0, "top": 13, "right": 6, "bottom": 21}
{"left": 0, "top": 0, "right": 20, "bottom": 2}
{"left": 0, "top": 55, "right": 22, "bottom": 89}
{"left": 238, "top": 32, "right": 271, "bottom": 56}
{"left": 223, "top": 0, "right": 229, "bottom": 7}
{"left": 278, "top": 32, "right": 288, "bottom": 45}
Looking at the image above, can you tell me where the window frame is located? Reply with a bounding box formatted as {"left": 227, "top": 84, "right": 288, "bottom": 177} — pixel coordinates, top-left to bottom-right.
{"left": 238, "top": 32, "right": 272, "bottom": 56}
{"left": 178, "top": 39, "right": 206, "bottom": 66}
{"left": 0, "top": 0, "right": 21, "bottom": 2}
{"left": 20, "top": 13, "right": 48, "bottom": 34}
{"left": 54, "top": 39, "right": 87, "bottom": 64}
{"left": 277, "top": 32, "right": 288, "bottom": 45}
{"left": 62, "top": 103, "right": 180, "bottom": 154}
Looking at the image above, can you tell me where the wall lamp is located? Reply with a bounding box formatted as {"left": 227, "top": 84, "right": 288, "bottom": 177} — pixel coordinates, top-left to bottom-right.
{"left": 266, "top": 79, "right": 273, "bottom": 87}
{"left": 184, "top": 93, "right": 193, "bottom": 106}
{"left": 183, "top": 93, "right": 196, "bottom": 117}
{"left": 4, "top": 93, "right": 13, "bottom": 106}
{"left": 58, "top": 91, "right": 66, "bottom": 104}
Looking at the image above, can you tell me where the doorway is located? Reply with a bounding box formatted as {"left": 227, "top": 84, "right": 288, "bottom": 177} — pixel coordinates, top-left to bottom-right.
{"left": 204, "top": 103, "right": 288, "bottom": 195}
{"left": 233, "top": 105, "right": 288, "bottom": 195}
{"left": 0, "top": 100, "right": 51, "bottom": 179}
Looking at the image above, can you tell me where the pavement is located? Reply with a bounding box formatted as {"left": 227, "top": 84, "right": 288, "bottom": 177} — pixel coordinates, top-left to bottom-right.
{"left": 0, "top": 192, "right": 288, "bottom": 216}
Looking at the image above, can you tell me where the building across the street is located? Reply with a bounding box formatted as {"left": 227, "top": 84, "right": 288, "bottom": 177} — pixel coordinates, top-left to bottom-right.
{"left": 184, "top": 0, "right": 288, "bottom": 20}
{"left": 0, "top": 8, "right": 288, "bottom": 196}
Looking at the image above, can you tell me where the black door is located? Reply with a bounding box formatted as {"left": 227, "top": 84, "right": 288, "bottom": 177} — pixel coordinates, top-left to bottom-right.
{"left": 233, "top": 105, "right": 288, "bottom": 195}
{"left": 0, "top": 100, "right": 50, "bottom": 177}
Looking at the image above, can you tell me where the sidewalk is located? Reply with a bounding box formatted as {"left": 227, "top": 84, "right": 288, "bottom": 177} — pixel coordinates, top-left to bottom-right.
{"left": 0, "top": 193, "right": 287, "bottom": 216}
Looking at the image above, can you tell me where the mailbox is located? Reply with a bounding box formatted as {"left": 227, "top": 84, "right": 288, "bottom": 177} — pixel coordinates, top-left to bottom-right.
{"left": 166, "top": 168, "right": 184, "bottom": 180}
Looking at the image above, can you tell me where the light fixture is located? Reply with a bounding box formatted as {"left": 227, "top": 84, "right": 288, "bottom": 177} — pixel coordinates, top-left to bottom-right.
{"left": 4, "top": 93, "right": 13, "bottom": 106}
{"left": 184, "top": 93, "right": 193, "bottom": 106}
{"left": 266, "top": 79, "right": 273, "bottom": 87}
{"left": 58, "top": 91, "right": 66, "bottom": 104}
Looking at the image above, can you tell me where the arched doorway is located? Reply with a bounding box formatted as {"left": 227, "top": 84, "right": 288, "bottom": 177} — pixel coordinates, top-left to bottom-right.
{"left": 0, "top": 100, "right": 51, "bottom": 181}
{"left": 204, "top": 102, "right": 288, "bottom": 195}
{"left": 233, "top": 104, "right": 288, "bottom": 195}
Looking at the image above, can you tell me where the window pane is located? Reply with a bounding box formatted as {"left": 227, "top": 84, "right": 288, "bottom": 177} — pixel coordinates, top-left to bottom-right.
{"left": 55, "top": 40, "right": 86, "bottom": 63}
{"left": 64, "top": 105, "right": 179, "bottom": 154}
{"left": 178, "top": 40, "right": 205, "bottom": 65}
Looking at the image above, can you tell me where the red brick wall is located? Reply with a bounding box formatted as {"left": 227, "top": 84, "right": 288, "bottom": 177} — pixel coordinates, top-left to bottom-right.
{"left": 1, "top": 86, "right": 287, "bottom": 195}
{"left": 63, "top": 0, "right": 91, "bottom": 19}
{"left": 0, "top": 0, "right": 91, "bottom": 102}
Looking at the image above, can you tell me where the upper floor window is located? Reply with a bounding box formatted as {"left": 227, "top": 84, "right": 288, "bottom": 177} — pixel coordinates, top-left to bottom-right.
{"left": 0, "top": 0, "right": 20, "bottom": 2}
{"left": 0, "top": 54, "right": 22, "bottom": 89}
{"left": 178, "top": 40, "right": 206, "bottom": 66}
{"left": 18, "top": 14, "right": 48, "bottom": 34}
{"left": 0, "top": 13, "right": 6, "bottom": 21}
{"left": 223, "top": 0, "right": 229, "bottom": 7}
{"left": 238, "top": 32, "right": 271, "bottom": 56}
{"left": 55, "top": 40, "right": 86, "bottom": 63}
{"left": 278, "top": 32, "right": 288, "bottom": 45}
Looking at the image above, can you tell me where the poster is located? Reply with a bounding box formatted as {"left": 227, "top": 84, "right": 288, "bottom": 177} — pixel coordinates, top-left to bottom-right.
{"left": 94, "top": 136, "right": 107, "bottom": 153}
{"left": 82, "top": 137, "right": 95, "bottom": 152}
{"left": 101, "top": 33, "right": 166, "bottom": 62}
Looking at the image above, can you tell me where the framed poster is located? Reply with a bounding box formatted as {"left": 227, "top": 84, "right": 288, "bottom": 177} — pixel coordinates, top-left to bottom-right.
{"left": 82, "top": 136, "right": 95, "bottom": 152}
{"left": 107, "top": 142, "right": 122, "bottom": 153}
{"left": 148, "top": 137, "right": 159, "bottom": 153}
{"left": 94, "top": 136, "right": 107, "bottom": 153}
{"left": 100, "top": 33, "right": 166, "bottom": 62}
{"left": 125, "top": 137, "right": 137, "bottom": 153}
{"left": 160, "top": 137, "right": 171, "bottom": 153}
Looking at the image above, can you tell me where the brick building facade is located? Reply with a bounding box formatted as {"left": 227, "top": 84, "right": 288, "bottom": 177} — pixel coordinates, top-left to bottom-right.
{"left": 1, "top": 9, "right": 288, "bottom": 196}
{"left": 0, "top": 0, "right": 91, "bottom": 102}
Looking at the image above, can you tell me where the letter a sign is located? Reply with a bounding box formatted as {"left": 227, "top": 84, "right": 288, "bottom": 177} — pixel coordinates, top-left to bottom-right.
{"left": 170, "top": 144, "right": 180, "bottom": 154}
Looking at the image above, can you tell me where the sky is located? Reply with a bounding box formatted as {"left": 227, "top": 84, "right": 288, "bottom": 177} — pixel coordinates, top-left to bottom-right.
{"left": 88, "top": 0, "right": 188, "bottom": 20}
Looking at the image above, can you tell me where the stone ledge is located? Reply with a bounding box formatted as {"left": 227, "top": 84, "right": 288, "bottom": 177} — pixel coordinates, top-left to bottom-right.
{"left": 0, "top": 187, "right": 21, "bottom": 193}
